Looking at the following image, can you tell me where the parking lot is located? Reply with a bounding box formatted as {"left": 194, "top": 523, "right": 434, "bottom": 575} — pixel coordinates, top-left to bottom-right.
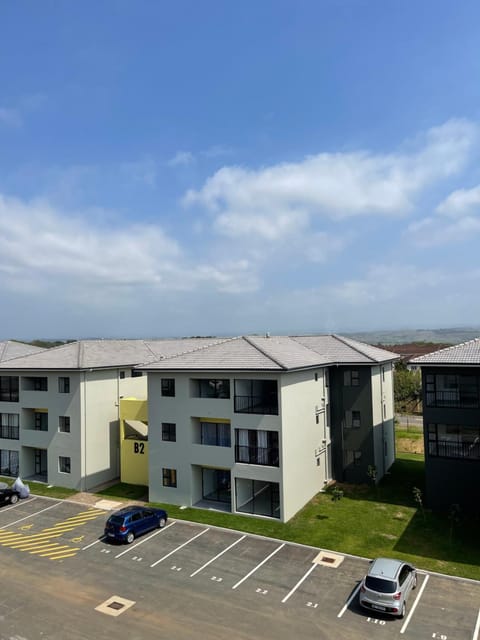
{"left": 0, "top": 496, "right": 479, "bottom": 640}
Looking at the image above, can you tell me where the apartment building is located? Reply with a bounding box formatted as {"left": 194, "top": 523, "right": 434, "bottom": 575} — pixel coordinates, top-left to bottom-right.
{"left": 410, "top": 339, "right": 480, "bottom": 512}
{"left": 141, "top": 335, "right": 398, "bottom": 522}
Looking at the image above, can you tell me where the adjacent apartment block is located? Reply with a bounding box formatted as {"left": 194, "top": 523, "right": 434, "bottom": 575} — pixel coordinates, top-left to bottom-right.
{"left": 410, "top": 338, "right": 480, "bottom": 512}
{"left": 141, "top": 335, "right": 398, "bottom": 522}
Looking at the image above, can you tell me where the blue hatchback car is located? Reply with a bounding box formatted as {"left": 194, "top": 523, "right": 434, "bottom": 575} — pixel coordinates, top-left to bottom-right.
{"left": 104, "top": 505, "right": 168, "bottom": 544}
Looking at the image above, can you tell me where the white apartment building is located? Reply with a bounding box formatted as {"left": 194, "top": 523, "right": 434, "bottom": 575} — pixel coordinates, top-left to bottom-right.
{"left": 142, "top": 335, "right": 398, "bottom": 522}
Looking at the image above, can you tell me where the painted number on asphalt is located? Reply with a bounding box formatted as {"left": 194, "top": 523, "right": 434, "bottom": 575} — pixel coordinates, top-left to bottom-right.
{"left": 211, "top": 576, "right": 223, "bottom": 582}
{"left": 171, "top": 565, "right": 182, "bottom": 571}
{"left": 432, "top": 634, "right": 447, "bottom": 639}
{"left": 366, "top": 618, "right": 386, "bottom": 625}
{"left": 256, "top": 588, "right": 268, "bottom": 595}
{"left": 306, "top": 602, "right": 319, "bottom": 608}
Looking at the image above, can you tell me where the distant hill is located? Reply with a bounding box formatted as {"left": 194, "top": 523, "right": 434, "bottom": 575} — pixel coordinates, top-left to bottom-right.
{"left": 347, "top": 327, "right": 480, "bottom": 346}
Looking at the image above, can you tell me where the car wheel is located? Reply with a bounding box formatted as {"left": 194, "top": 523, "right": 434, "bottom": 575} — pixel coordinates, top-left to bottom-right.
{"left": 158, "top": 517, "right": 166, "bottom": 528}
{"left": 400, "top": 602, "right": 406, "bottom": 619}
{"left": 126, "top": 531, "right": 135, "bottom": 544}
{"left": 9, "top": 494, "right": 19, "bottom": 505}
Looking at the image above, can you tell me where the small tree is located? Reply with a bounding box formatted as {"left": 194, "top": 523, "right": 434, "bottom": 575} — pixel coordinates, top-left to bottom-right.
{"left": 367, "top": 465, "right": 378, "bottom": 486}
{"left": 413, "top": 486, "right": 426, "bottom": 521}
{"left": 448, "top": 503, "right": 461, "bottom": 543}
{"left": 331, "top": 486, "right": 344, "bottom": 503}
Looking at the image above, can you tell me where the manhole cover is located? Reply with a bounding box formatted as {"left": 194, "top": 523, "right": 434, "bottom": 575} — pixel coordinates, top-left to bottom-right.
{"left": 313, "top": 550, "right": 344, "bottom": 568}
{"left": 321, "top": 556, "right": 335, "bottom": 564}
{"left": 95, "top": 595, "right": 136, "bottom": 617}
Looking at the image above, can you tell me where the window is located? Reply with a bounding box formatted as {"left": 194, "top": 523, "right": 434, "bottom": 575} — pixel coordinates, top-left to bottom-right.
{"left": 200, "top": 422, "right": 231, "bottom": 447}
{"left": 235, "top": 429, "right": 279, "bottom": 466}
{"left": 345, "top": 410, "right": 361, "bottom": 428}
{"left": 0, "top": 449, "right": 19, "bottom": 476}
{"left": 59, "top": 456, "right": 71, "bottom": 473}
{"left": 315, "top": 373, "right": 318, "bottom": 382}
{"left": 161, "top": 423, "right": 176, "bottom": 442}
{"left": 426, "top": 373, "right": 479, "bottom": 408}
{"left": 58, "top": 377, "right": 70, "bottom": 393}
{"left": 0, "top": 414, "right": 19, "bottom": 440}
{"left": 33, "top": 377, "right": 48, "bottom": 391}
{"left": 428, "top": 423, "right": 480, "bottom": 460}
{"left": 162, "top": 468, "right": 177, "bottom": 487}
{"left": 234, "top": 379, "right": 278, "bottom": 415}
{"left": 161, "top": 378, "right": 175, "bottom": 397}
{"left": 119, "top": 371, "right": 126, "bottom": 379}
{"left": 34, "top": 412, "right": 48, "bottom": 431}
{"left": 344, "top": 370, "right": 359, "bottom": 387}
{"left": 345, "top": 450, "right": 362, "bottom": 466}
{"left": 131, "top": 369, "right": 143, "bottom": 378}
{"left": 383, "top": 403, "right": 386, "bottom": 419}
{"left": 192, "top": 379, "right": 230, "bottom": 398}
{"left": 0, "top": 376, "right": 19, "bottom": 402}
{"left": 59, "top": 416, "right": 70, "bottom": 433}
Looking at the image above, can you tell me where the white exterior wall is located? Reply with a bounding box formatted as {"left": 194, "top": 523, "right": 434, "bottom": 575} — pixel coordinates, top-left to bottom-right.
{"left": 148, "top": 371, "right": 283, "bottom": 514}
{"left": 280, "top": 368, "right": 330, "bottom": 521}
{"left": 371, "top": 363, "right": 396, "bottom": 479}
{"left": 0, "top": 367, "right": 142, "bottom": 490}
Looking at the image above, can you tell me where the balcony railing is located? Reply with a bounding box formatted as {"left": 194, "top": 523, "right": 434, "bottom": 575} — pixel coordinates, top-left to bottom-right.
{"left": 234, "top": 394, "right": 278, "bottom": 415}
{"left": 429, "top": 439, "right": 480, "bottom": 460}
{"left": 235, "top": 445, "right": 279, "bottom": 467}
{"left": 426, "top": 390, "right": 479, "bottom": 408}
{"left": 0, "top": 425, "right": 19, "bottom": 440}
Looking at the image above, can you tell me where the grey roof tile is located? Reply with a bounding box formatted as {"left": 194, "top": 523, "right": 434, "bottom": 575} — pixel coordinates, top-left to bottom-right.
{"left": 410, "top": 337, "right": 480, "bottom": 365}
{"left": 0, "top": 341, "right": 45, "bottom": 362}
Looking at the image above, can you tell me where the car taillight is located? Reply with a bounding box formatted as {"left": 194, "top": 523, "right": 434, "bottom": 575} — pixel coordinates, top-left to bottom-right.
{"left": 393, "top": 592, "right": 402, "bottom": 600}
{"left": 119, "top": 525, "right": 127, "bottom": 532}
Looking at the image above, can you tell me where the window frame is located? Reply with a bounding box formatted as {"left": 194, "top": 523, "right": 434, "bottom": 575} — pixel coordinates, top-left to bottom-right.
{"left": 161, "top": 378, "right": 175, "bottom": 397}
{"left": 58, "top": 377, "right": 70, "bottom": 394}
{"left": 59, "top": 456, "right": 71, "bottom": 474}
{"left": 162, "top": 468, "right": 177, "bottom": 487}
{"left": 58, "top": 416, "right": 71, "bottom": 433}
{"left": 161, "top": 422, "right": 176, "bottom": 442}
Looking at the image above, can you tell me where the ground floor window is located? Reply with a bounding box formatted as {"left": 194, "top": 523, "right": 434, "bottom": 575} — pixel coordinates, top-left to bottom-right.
{"left": 162, "top": 468, "right": 177, "bottom": 487}
{"left": 235, "top": 479, "right": 280, "bottom": 518}
{"left": 59, "top": 456, "right": 71, "bottom": 473}
{"left": 0, "top": 449, "right": 19, "bottom": 476}
{"left": 202, "top": 468, "right": 230, "bottom": 503}
{"left": 428, "top": 423, "right": 480, "bottom": 459}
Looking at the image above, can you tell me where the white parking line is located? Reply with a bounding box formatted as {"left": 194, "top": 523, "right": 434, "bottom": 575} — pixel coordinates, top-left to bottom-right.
{"left": 151, "top": 528, "right": 209, "bottom": 567}
{"left": 400, "top": 574, "right": 430, "bottom": 634}
{"left": 82, "top": 535, "right": 107, "bottom": 550}
{"left": 337, "top": 583, "right": 361, "bottom": 618}
{"left": 232, "top": 543, "right": 285, "bottom": 590}
{"left": 190, "top": 535, "right": 246, "bottom": 577}
{"left": 473, "top": 607, "right": 480, "bottom": 640}
{"left": 0, "top": 500, "right": 61, "bottom": 527}
{"left": 281, "top": 563, "right": 316, "bottom": 603}
{"left": 0, "top": 496, "right": 38, "bottom": 513}
{"left": 114, "top": 521, "right": 176, "bottom": 558}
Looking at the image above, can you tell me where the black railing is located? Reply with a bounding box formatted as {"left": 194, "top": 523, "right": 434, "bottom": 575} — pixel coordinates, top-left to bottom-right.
{"left": 234, "top": 394, "right": 278, "bottom": 415}
{"left": 429, "top": 439, "right": 480, "bottom": 460}
{"left": 235, "top": 445, "right": 279, "bottom": 466}
{"left": 426, "top": 391, "right": 479, "bottom": 408}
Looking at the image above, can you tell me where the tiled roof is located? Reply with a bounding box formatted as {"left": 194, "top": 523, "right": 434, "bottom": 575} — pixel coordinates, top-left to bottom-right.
{"left": 0, "top": 335, "right": 399, "bottom": 372}
{"left": 0, "top": 338, "right": 227, "bottom": 370}
{"left": 0, "top": 341, "right": 45, "bottom": 362}
{"left": 141, "top": 335, "right": 399, "bottom": 371}
{"left": 410, "top": 337, "right": 480, "bottom": 365}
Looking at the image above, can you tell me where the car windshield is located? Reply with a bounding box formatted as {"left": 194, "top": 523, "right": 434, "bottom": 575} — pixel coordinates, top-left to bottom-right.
{"left": 365, "top": 576, "right": 397, "bottom": 593}
{"left": 108, "top": 516, "right": 126, "bottom": 525}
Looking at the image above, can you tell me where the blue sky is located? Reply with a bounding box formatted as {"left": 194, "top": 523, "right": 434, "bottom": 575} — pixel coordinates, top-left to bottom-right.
{"left": 1, "top": 1, "right": 480, "bottom": 340}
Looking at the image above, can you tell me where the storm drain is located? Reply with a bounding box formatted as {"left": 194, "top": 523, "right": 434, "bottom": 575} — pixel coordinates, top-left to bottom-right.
{"left": 95, "top": 595, "right": 136, "bottom": 617}
{"left": 313, "top": 550, "right": 344, "bottom": 568}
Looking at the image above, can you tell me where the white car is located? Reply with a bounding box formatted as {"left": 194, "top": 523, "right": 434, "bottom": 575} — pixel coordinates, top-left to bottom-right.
{"left": 359, "top": 557, "right": 417, "bottom": 618}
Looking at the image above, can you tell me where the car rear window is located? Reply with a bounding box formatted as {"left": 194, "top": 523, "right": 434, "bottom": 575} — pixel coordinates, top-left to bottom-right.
{"left": 365, "top": 576, "right": 397, "bottom": 593}
{"left": 108, "top": 515, "right": 126, "bottom": 525}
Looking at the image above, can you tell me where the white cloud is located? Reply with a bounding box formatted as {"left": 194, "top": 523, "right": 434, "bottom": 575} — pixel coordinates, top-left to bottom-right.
{"left": 407, "top": 214, "right": 480, "bottom": 247}
{"left": 168, "top": 150, "right": 195, "bottom": 167}
{"left": 184, "top": 119, "right": 477, "bottom": 241}
{"left": 0, "top": 194, "right": 258, "bottom": 298}
{"left": 436, "top": 184, "right": 480, "bottom": 217}
{"left": 0, "top": 107, "right": 22, "bottom": 128}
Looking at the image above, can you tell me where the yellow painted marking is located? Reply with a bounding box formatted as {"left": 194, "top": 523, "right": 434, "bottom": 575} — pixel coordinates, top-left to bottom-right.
{"left": 41, "top": 548, "right": 80, "bottom": 560}
{"left": 71, "top": 535, "right": 84, "bottom": 542}
{"left": 0, "top": 532, "right": 24, "bottom": 541}
{"left": 30, "top": 544, "right": 71, "bottom": 555}
{"left": 20, "top": 524, "right": 33, "bottom": 530}
{"left": 9, "top": 535, "right": 63, "bottom": 548}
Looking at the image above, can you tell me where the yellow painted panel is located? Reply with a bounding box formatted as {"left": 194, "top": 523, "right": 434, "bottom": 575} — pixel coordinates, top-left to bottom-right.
{"left": 121, "top": 439, "right": 149, "bottom": 485}
{"left": 199, "top": 417, "right": 230, "bottom": 424}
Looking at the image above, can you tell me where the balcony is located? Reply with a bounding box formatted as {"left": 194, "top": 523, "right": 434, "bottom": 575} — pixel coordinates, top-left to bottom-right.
{"left": 429, "top": 439, "right": 480, "bottom": 460}
{"left": 234, "top": 380, "right": 278, "bottom": 415}
{"left": 235, "top": 445, "right": 279, "bottom": 467}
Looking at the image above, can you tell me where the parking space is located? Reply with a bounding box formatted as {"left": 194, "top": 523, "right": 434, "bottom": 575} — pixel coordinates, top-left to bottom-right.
{"left": 2, "top": 497, "right": 480, "bottom": 640}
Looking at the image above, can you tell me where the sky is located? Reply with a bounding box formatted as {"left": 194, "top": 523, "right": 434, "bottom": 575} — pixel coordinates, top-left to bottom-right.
{"left": 1, "top": 1, "right": 480, "bottom": 340}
